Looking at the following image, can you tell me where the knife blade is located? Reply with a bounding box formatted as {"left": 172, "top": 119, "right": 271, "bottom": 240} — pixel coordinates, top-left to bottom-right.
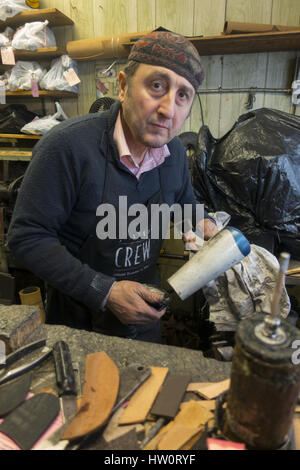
{"left": 52, "top": 341, "right": 77, "bottom": 423}
{"left": 0, "top": 346, "right": 52, "bottom": 386}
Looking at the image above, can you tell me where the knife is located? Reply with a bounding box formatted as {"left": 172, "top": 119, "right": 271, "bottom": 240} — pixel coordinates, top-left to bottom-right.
{"left": 0, "top": 346, "right": 52, "bottom": 386}
{"left": 52, "top": 341, "right": 78, "bottom": 424}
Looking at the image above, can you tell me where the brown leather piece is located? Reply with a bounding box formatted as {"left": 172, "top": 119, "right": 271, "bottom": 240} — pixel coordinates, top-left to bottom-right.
{"left": 62, "top": 351, "right": 119, "bottom": 440}
{"left": 151, "top": 374, "right": 191, "bottom": 419}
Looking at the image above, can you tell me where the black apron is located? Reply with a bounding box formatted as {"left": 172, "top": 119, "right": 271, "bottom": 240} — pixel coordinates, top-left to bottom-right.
{"left": 46, "top": 132, "right": 165, "bottom": 343}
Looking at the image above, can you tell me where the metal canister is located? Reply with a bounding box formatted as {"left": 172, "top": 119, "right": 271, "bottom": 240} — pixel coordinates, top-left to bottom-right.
{"left": 223, "top": 313, "right": 300, "bottom": 450}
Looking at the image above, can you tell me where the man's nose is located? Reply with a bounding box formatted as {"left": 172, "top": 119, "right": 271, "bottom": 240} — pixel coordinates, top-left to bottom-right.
{"left": 157, "top": 92, "right": 176, "bottom": 119}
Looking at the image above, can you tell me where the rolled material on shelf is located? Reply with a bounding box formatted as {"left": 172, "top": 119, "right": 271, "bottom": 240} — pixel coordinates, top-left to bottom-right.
{"left": 66, "top": 31, "right": 150, "bottom": 61}
{"left": 224, "top": 21, "right": 300, "bottom": 35}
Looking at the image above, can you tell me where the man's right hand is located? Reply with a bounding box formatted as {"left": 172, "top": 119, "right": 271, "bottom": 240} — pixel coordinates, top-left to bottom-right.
{"left": 105, "top": 280, "right": 167, "bottom": 325}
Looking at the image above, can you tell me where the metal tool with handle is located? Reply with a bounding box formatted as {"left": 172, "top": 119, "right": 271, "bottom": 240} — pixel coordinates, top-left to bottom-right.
{"left": 52, "top": 341, "right": 77, "bottom": 423}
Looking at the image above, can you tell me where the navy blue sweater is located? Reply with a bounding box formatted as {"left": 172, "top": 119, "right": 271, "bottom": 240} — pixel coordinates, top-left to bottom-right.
{"left": 8, "top": 101, "right": 205, "bottom": 312}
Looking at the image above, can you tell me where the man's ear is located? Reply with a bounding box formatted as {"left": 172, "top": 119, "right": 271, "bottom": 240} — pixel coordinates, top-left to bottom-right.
{"left": 118, "top": 71, "right": 128, "bottom": 103}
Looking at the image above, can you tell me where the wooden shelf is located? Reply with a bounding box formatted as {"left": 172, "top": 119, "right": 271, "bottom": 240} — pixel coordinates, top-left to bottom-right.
{"left": 0, "top": 149, "right": 32, "bottom": 161}
{"left": 4, "top": 90, "right": 77, "bottom": 99}
{"left": 0, "top": 134, "right": 41, "bottom": 140}
{"left": 124, "top": 30, "right": 300, "bottom": 57}
{"left": 12, "top": 47, "right": 67, "bottom": 61}
{"left": 0, "top": 8, "right": 74, "bottom": 29}
{"left": 189, "top": 30, "right": 300, "bottom": 55}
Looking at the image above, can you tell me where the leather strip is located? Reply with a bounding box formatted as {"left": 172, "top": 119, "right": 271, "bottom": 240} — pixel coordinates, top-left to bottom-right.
{"left": 0, "top": 373, "right": 32, "bottom": 417}
{"left": 0, "top": 393, "right": 60, "bottom": 449}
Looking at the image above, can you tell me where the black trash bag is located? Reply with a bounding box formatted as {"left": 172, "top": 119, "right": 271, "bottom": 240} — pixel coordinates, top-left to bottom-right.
{"left": 0, "top": 104, "right": 39, "bottom": 134}
{"left": 191, "top": 108, "right": 300, "bottom": 259}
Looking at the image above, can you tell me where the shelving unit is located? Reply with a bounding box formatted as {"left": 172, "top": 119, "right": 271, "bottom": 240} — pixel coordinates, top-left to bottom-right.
{"left": 0, "top": 8, "right": 76, "bottom": 101}
{"left": 5, "top": 90, "right": 77, "bottom": 98}
{"left": 0, "top": 8, "right": 75, "bottom": 175}
{"left": 123, "top": 29, "right": 300, "bottom": 57}
{"left": 0, "top": 8, "right": 74, "bottom": 29}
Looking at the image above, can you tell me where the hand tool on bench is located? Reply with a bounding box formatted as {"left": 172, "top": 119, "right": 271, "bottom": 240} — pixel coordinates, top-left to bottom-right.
{"left": 113, "top": 363, "right": 151, "bottom": 413}
{"left": 0, "top": 339, "right": 51, "bottom": 386}
{"left": 35, "top": 341, "right": 79, "bottom": 450}
{"left": 52, "top": 341, "right": 78, "bottom": 424}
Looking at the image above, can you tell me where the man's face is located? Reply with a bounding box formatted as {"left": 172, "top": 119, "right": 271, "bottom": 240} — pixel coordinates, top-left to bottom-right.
{"left": 119, "top": 64, "right": 195, "bottom": 152}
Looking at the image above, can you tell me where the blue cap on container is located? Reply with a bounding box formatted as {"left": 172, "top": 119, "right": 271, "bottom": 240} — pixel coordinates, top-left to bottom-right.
{"left": 226, "top": 227, "right": 251, "bottom": 256}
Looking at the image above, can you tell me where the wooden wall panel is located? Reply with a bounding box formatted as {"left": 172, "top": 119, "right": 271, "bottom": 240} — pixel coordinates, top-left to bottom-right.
{"left": 264, "top": 0, "right": 300, "bottom": 114}
{"left": 217, "top": 0, "right": 273, "bottom": 136}
{"left": 192, "top": 0, "right": 226, "bottom": 137}
{"left": 137, "top": 0, "right": 155, "bottom": 31}
{"left": 93, "top": 0, "right": 137, "bottom": 36}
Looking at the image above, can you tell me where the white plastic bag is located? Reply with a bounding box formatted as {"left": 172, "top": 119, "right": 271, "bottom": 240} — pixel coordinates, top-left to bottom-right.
{"left": 0, "top": 70, "right": 11, "bottom": 89}
{"left": 8, "top": 61, "right": 47, "bottom": 90}
{"left": 0, "top": 0, "right": 31, "bottom": 21}
{"left": 21, "top": 102, "right": 68, "bottom": 135}
{"left": 40, "top": 55, "right": 79, "bottom": 93}
{"left": 12, "top": 20, "right": 56, "bottom": 50}
{"left": 0, "top": 27, "right": 14, "bottom": 47}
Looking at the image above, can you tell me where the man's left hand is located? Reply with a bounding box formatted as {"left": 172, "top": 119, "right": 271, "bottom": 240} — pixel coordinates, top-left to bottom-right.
{"left": 183, "top": 218, "right": 217, "bottom": 251}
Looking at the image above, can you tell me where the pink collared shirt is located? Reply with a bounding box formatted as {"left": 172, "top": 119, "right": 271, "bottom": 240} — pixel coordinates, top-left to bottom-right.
{"left": 113, "top": 112, "right": 170, "bottom": 179}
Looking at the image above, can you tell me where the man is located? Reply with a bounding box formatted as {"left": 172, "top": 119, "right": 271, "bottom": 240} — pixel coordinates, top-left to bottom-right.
{"left": 8, "top": 30, "right": 217, "bottom": 343}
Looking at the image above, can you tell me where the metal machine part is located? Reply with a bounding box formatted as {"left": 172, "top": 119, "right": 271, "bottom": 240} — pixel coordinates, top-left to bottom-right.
{"left": 223, "top": 313, "right": 300, "bottom": 450}
{"left": 255, "top": 252, "right": 291, "bottom": 345}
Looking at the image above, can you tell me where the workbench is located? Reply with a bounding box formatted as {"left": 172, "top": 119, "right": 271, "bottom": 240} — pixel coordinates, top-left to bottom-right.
{"left": 32, "top": 324, "right": 231, "bottom": 395}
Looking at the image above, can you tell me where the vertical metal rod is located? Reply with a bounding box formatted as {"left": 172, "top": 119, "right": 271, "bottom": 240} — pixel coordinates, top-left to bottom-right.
{"left": 270, "top": 252, "right": 290, "bottom": 322}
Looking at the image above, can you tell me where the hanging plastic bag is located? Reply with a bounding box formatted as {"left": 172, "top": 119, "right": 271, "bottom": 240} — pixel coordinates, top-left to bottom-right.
{"left": 0, "top": 70, "right": 11, "bottom": 90}
{"left": 40, "top": 55, "right": 79, "bottom": 93}
{"left": 11, "top": 20, "right": 56, "bottom": 50}
{"left": 191, "top": 108, "right": 300, "bottom": 260}
{"left": 0, "top": 1, "right": 31, "bottom": 21}
{"left": 8, "top": 61, "right": 47, "bottom": 90}
{"left": 21, "top": 102, "right": 68, "bottom": 135}
{"left": 0, "top": 27, "right": 15, "bottom": 47}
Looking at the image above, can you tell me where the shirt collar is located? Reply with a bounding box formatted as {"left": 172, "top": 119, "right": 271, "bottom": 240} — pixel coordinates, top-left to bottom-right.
{"left": 113, "top": 111, "right": 170, "bottom": 166}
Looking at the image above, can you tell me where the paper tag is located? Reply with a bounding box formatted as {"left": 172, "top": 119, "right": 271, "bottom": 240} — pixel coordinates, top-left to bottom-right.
{"left": 292, "top": 80, "right": 300, "bottom": 105}
{"left": 0, "top": 80, "right": 6, "bottom": 104}
{"left": 31, "top": 79, "right": 39, "bottom": 98}
{"left": 207, "top": 438, "right": 246, "bottom": 450}
{"left": 63, "top": 68, "right": 81, "bottom": 87}
{"left": 1, "top": 46, "right": 15, "bottom": 65}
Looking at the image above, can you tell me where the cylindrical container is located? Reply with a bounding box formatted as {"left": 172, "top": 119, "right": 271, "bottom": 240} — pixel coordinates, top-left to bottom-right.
{"left": 19, "top": 286, "right": 46, "bottom": 323}
{"left": 167, "top": 227, "right": 250, "bottom": 300}
{"left": 223, "top": 313, "right": 300, "bottom": 450}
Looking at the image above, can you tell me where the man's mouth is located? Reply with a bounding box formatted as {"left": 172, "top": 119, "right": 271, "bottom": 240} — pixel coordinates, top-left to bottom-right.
{"left": 150, "top": 123, "right": 169, "bottom": 130}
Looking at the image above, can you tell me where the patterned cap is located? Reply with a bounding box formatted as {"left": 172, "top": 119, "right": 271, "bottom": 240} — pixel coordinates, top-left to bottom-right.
{"left": 128, "top": 30, "right": 204, "bottom": 90}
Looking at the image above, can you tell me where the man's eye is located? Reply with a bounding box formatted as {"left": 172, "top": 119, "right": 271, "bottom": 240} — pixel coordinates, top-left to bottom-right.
{"left": 178, "top": 91, "right": 188, "bottom": 100}
{"left": 152, "top": 81, "right": 162, "bottom": 90}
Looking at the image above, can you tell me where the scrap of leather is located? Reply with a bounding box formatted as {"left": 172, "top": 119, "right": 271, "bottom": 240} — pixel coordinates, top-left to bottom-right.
{"left": 103, "top": 407, "right": 144, "bottom": 443}
{"left": 79, "top": 428, "right": 140, "bottom": 450}
{"left": 151, "top": 374, "right": 191, "bottom": 419}
{"left": 118, "top": 367, "right": 168, "bottom": 425}
{"left": 144, "top": 400, "right": 213, "bottom": 450}
{"left": 0, "top": 393, "right": 60, "bottom": 450}
{"left": 62, "top": 351, "right": 119, "bottom": 441}
{"left": 0, "top": 373, "right": 32, "bottom": 417}
{"left": 186, "top": 379, "right": 230, "bottom": 399}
